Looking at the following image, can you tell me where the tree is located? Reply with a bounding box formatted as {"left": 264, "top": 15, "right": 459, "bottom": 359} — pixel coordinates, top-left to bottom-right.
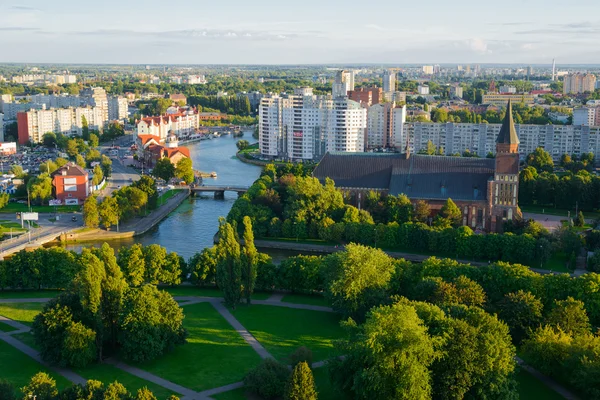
{"left": 284, "top": 362, "right": 317, "bottom": 400}
{"left": 546, "top": 297, "right": 591, "bottom": 335}
{"left": 0, "top": 193, "right": 9, "bottom": 210}
{"left": 497, "top": 290, "right": 543, "bottom": 344}
{"left": 83, "top": 195, "right": 100, "bottom": 228}
{"left": 143, "top": 244, "right": 167, "bottom": 284}
{"left": 55, "top": 157, "right": 68, "bottom": 168}
{"left": 103, "top": 382, "right": 129, "bottom": 400}
{"left": 175, "top": 158, "right": 194, "bottom": 184}
{"left": 89, "top": 133, "right": 99, "bottom": 148}
{"left": 42, "top": 132, "right": 57, "bottom": 148}
{"left": 244, "top": 359, "right": 291, "bottom": 400}
{"left": 575, "top": 211, "right": 585, "bottom": 227}
{"left": 92, "top": 164, "right": 104, "bottom": 187}
{"left": 118, "top": 244, "right": 146, "bottom": 287}
{"left": 39, "top": 160, "right": 58, "bottom": 174}
{"left": 438, "top": 198, "right": 462, "bottom": 227}
{"left": 9, "top": 164, "right": 24, "bottom": 178}
{"left": 81, "top": 115, "right": 90, "bottom": 140}
{"left": 75, "top": 154, "right": 86, "bottom": 168}
{"left": 20, "top": 372, "right": 58, "bottom": 400}
{"left": 118, "top": 285, "right": 186, "bottom": 362}
{"left": 27, "top": 173, "right": 53, "bottom": 205}
{"left": 66, "top": 139, "right": 79, "bottom": 157}
{"left": 101, "top": 155, "right": 113, "bottom": 178}
{"left": 189, "top": 247, "right": 218, "bottom": 286}
{"left": 325, "top": 244, "right": 395, "bottom": 320}
{"left": 413, "top": 200, "right": 431, "bottom": 223}
{"left": 62, "top": 321, "right": 97, "bottom": 367}
{"left": 216, "top": 220, "right": 242, "bottom": 308}
{"left": 153, "top": 158, "right": 175, "bottom": 182}
{"left": 241, "top": 216, "right": 258, "bottom": 304}
{"left": 236, "top": 140, "right": 250, "bottom": 151}
{"left": 98, "top": 197, "right": 119, "bottom": 230}
{"left": 135, "top": 388, "right": 158, "bottom": 400}
{"left": 526, "top": 147, "right": 554, "bottom": 173}
{"left": 330, "top": 301, "right": 436, "bottom": 399}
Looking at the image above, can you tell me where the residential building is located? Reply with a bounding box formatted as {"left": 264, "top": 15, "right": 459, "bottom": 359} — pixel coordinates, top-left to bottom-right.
{"left": 238, "top": 91, "right": 264, "bottom": 111}
{"left": 187, "top": 75, "right": 207, "bottom": 84}
{"left": 499, "top": 85, "right": 517, "bottom": 94}
{"left": 0, "top": 94, "right": 13, "bottom": 113}
{"left": 80, "top": 87, "right": 109, "bottom": 123}
{"left": 51, "top": 163, "right": 89, "bottom": 205}
{"left": 348, "top": 87, "right": 382, "bottom": 107}
{"left": 17, "top": 106, "right": 103, "bottom": 144}
{"left": 450, "top": 85, "right": 463, "bottom": 99}
{"left": 573, "top": 107, "right": 597, "bottom": 126}
{"left": 313, "top": 101, "right": 521, "bottom": 232}
{"left": 170, "top": 94, "right": 187, "bottom": 105}
{"left": 548, "top": 112, "right": 570, "bottom": 124}
{"left": 482, "top": 93, "right": 535, "bottom": 106}
{"left": 136, "top": 107, "right": 199, "bottom": 141}
{"left": 418, "top": 85, "right": 430, "bottom": 95}
{"left": 563, "top": 73, "right": 597, "bottom": 94}
{"left": 382, "top": 70, "right": 396, "bottom": 93}
{"left": 332, "top": 70, "right": 355, "bottom": 98}
{"left": 136, "top": 131, "right": 191, "bottom": 168}
{"left": 258, "top": 90, "right": 367, "bottom": 160}
{"left": 108, "top": 96, "right": 128, "bottom": 122}
{"left": 422, "top": 65, "right": 434, "bottom": 75}
{"left": 367, "top": 104, "right": 407, "bottom": 149}
{"left": 198, "top": 112, "right": 227, "bottom": 121}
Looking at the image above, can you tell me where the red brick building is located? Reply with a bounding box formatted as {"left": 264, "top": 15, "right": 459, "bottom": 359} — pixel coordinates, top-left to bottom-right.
{"left": 348, "top": 87, "right": 382, "bottom": 107}
{"left": 51, "top": 163, "right": 89, "bottom": 205}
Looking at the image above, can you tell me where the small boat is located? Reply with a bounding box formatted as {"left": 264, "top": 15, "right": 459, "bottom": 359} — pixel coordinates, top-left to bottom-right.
{"left": 210, "top": 172, "right": 217, "bottom": 178}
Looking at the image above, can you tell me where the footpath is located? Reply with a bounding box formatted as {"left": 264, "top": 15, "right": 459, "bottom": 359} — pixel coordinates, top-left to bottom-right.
{"left": 0, "top": 294, "right": 579, "bottom": 400}
{"left": 63, "top": 189, "right": 190, "bottom": 243}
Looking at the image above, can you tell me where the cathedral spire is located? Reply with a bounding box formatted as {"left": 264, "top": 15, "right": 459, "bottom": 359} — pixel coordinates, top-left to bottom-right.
{"left": 496, "top": 100, "right": 519, "bottom": 154}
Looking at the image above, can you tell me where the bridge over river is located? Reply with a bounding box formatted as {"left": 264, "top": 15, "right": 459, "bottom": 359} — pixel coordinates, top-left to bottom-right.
{"left": 190, "top": 185, "right": 249, "bottom": 198}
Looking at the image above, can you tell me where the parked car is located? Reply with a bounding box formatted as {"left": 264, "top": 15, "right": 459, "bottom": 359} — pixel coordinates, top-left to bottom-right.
{"left": 71, "top": 216, "right": 77, "bottom": 222}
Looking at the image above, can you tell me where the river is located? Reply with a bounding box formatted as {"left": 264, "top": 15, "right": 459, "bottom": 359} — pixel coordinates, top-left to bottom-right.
{"left": 62, "top": 131, "right": 265, "bottom": 259}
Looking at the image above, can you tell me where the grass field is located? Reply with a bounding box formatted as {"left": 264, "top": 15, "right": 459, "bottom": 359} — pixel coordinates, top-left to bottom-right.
{"left": 545, "top": 251, "right": 570, "bottom": 273}
{"left": 0, "top": 204, "right": 81, "bottom": 213}
{"left": 231, "top": 305, "right": 344, "bottom": 363}
{"left": 0, "top": 303, "right": 44, "bottom": 326}
{"left": 0, "top": 289, "right": 62, "bottom": 299}
{"left": 516, "top": 368, "right": 564, "bottom": 400}
{"left": 0, "top": 320, "right": 18, "bottom": 332}
{"left": 521, "top": 205, "right": 600, "bottom": 219}
{"left": 157, "top": 189, "right": 184, "bottom": 206}
{"left": 163, "top": 286, "right": 271, "bottom": 300}
{"left": 281, "top": 294, "right": 329, "bottom": 307}
{"left": 136, "top": 302, "right": 262, "bottom": 392}
{"left": 0, "top": 340, "right": 71, "bottom": 391}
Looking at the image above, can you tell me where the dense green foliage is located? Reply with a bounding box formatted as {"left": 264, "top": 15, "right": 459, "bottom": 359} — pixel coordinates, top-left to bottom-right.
{"left": 284, "top": 362, "right": 317, "bottom": 400}
{"left": 244, "top": 359, "right": 291, "bottom": 400}
{"left": 24, "top": 244, "right": 186, "bottom": 368}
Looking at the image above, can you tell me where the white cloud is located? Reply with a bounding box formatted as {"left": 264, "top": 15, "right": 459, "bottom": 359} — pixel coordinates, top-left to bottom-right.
{"left": 466, "top": 38, "right": 491, "bottom": 54}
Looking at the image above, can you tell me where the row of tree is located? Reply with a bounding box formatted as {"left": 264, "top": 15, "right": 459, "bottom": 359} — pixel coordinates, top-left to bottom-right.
{"left": 31, "top": 243, "right": 186, "bottom": 368}
{"left": 5, "top": 372, "right": 178, "bottom": 400}
{"left": 152, "top": 157, "right": 194, "bottom": 184}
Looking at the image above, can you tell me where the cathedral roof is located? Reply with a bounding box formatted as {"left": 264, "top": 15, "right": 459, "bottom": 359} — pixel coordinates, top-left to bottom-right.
{"left": 496, "top": 99, "right": 520, "bottom": 145}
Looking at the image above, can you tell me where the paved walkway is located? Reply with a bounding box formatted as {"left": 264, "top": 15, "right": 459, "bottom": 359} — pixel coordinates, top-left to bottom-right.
{"left": 210, "top": 300, "right": 272, "bottom": 360}
{"left": 0, "top": 323, "right": 87, "bottom": 385}
{"left": 0, "top": 295, "right": 578, "bottom": 400}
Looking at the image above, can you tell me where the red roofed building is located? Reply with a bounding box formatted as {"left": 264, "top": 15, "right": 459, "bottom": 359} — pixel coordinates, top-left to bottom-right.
{"left": 51, "top": 163, "right": 89, "bottom": 205}
{"left": 136, "top": 107, "right": 199, "bottom": 141}
{"left": 137, "top": 131, "right": 191, "bottom": 167}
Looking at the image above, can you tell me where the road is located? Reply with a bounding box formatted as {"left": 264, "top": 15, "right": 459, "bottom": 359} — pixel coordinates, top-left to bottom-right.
{"left": 0, "top": 212, "right": 83, "bottom": 256}
{"left": 97, "top": 135, "right": 140, "bottom": 199}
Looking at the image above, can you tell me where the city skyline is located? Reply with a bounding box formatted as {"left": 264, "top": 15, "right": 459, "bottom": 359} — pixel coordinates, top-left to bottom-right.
{"left": 1, "top": 0, "right": 599, "bottom": 64}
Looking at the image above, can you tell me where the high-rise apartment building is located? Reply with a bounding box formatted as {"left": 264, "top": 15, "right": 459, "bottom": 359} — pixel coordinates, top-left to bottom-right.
{"left": 563, "top": 73, "right": 597, "bottom": 94}
{"left": 573, "top": 107, "right": 600, "bottom": 126}
{"left": 332, "top": 70, "right": 355, "bottom": 98}
{"left": 382, "top": 70, "right": 396, "bottom": 93}
{"left": 17, "top": 106, "right": 103, "bottom": 144}
{"left": 366, "top": 104, "right": 407, "bottom": 149}
{"left": 450, "top": 85, "right": 464, "bottom": 99}
{"left": 80, "top": 87, "right": 109, "bottom": 123}
{"left": 422, "top": 65, "right": 434, "bottom": 75}
{"left": 259, "top": 90, "right": 366, "bottom": 160}
{"left": 108, "top": 97, "right": 129, "bottom": 122}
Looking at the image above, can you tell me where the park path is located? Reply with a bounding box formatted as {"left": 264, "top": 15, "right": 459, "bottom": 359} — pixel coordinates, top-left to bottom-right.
{"left": 1, "top": 295, "right": 578, "bottom": 400}
{"left": 0, "top": 316, "right": 87, "bottom": 385}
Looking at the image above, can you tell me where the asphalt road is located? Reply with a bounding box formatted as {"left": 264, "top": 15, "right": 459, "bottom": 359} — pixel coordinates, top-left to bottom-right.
{"left": 98, "top": 135, "right": 140, "bottom": 199}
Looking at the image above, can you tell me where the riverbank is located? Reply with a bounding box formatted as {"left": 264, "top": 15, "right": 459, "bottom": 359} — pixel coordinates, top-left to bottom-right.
{"left": 60, "top": 189, "right": 191, "bottom": 243}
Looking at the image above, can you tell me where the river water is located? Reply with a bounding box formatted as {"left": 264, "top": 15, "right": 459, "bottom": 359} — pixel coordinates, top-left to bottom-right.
{"left": 63, "top": 131, "right": 264, "bottom": 259}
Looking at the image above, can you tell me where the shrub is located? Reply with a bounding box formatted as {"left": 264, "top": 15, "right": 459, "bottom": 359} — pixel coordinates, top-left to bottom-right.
{"left": 244, "top": 359, "right": 290, "bottom": 400}
{"left": 0, "top": 380, "right": 16, "bottom": 400}
{"left": 287, "top": 346, "right": 313, "bottom": 368}
{"left": 284, "top": 361, "right": 317, "bottom": 400}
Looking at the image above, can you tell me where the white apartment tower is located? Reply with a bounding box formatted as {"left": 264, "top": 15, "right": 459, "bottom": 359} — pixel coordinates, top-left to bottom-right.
{"left": 367, "top": 104, "right": 407, "bottom": 149}
{"left": 332, "top": 70, "right": 355, "bottom": 98}
{"left": 564, "top": 73, "right": 597, "bottom": 94}
{"left": 382, "top": 70, "right": 396, "bottom": 94}
{"left": 259, "top": 91, "right": 366, "bottom": 160}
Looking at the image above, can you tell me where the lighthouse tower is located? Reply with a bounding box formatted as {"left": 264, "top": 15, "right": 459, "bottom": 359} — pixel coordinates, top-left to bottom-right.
{"left": 165, "top": 130, "right": 179, "bottom": 149}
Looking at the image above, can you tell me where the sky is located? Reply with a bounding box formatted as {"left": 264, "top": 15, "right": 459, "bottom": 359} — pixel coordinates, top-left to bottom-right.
{"left": 0, "top": 0, "right": 599, "bottom": 65}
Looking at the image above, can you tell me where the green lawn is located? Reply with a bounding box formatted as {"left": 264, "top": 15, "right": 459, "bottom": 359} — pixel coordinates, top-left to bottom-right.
{"left": 211, "top": 388, "right": 248, "bottom": 400}
{"left": 281, "top": 294, "right": 329, "bottom": 307}
{"left": 0, "top": 340, "right": 71, "bottom": 391}
{"left": 545, "top": 252, "right": 570, "bottom": 273}
{"left": 516, "top": 368, "right": 563, "bottom": 400}
{"left": 0, "top": 303, "right": 44, "bottom": 326}
{"left": 0, "top": 203, "right": 81, "bottom": 213}
{"left": 0, "top": 320, "right": 18, "bottom": 332}
{"left": 0, "top": 289, "right": 62, "bottom": 299}
{"left": 13, "top": 332, "right": 37, "bottom": 349}
{"left": 521, "top": 205, "right": 600, "bottom": 219}
{"left": 135, "top": 302, "right": 262, "bottom": 392}
{"left": 157, "top": 189, "right": 184, "bottom": 205}
{"left": 231, "top": 305, "right": 344, "bottom": 363}
{"left": 163, "top": 286, "right": 271, "bottom": 300}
